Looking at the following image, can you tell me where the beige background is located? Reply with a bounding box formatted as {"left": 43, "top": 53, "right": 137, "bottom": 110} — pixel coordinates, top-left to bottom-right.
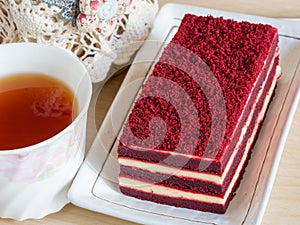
{"left": 1, "top": 0, "right": 300, "bottom": 224}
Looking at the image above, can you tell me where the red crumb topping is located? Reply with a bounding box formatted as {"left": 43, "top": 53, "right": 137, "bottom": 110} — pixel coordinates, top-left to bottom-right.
{"left": 120, "top": 14, "right": 278, "bottom": 160}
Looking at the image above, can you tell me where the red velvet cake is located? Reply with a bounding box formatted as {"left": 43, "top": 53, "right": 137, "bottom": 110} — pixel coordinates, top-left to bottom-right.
{"left": 117, "top": 14, "right": 281, "bottom": 213}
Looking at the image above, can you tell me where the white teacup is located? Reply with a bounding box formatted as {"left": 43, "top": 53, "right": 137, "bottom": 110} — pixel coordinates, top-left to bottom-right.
{"left": 0, "top": 43, "right": 92, "bottom": 220}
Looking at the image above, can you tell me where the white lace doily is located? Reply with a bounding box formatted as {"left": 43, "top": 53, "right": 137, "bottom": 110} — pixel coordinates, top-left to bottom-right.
{"left": 0, "top": 0, "right": 158, "bottom": 83}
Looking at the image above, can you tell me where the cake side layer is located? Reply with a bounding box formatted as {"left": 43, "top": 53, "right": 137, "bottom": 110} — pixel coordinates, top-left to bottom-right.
{"left": 218, "top": 45, "right": 279, "bottom": 166}
{"left": 119, "top": 64, "right": 280, "bottom": 197}
{"left": 119, "top": 117, "right": 262, "bottom": 214}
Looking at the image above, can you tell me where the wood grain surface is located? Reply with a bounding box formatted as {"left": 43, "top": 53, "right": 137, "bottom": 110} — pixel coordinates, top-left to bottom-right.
{"left": 1, "top": 1, "right": 300, "bottom": 224}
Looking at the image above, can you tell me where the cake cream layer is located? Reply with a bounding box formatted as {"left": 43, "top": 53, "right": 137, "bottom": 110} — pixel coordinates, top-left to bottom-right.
{"left": 119, "top": 50, "right": 279, "bottom": 180}
{"left": 119, "top": 60, "right": 280, "bottom": 189}
{"left": 119, "top": 185, "right": 229, "bottom": 213}
{"left": 119, "top": 63, "right": 280, "bottom": 205}
{"left": 119, "top": 63, "right": 280, "bottom": 197}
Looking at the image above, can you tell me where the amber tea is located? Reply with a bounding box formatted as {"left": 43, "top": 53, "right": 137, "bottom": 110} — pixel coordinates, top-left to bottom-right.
{"left": 0, "top": 73, "right": 78, "bottom": 150}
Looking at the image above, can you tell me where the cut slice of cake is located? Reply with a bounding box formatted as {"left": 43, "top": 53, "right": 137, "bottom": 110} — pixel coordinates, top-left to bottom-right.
{"left": 117, "top": 14, "right": 281, "bottom": 213}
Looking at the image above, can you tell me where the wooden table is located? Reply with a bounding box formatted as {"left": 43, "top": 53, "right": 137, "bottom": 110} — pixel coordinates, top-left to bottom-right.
{"left": 2, "top": 0, "right": 300, "bottom": 224}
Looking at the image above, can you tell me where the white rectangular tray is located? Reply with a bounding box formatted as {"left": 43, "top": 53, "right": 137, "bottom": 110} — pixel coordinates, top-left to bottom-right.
{"left": 69, "top": 3, "right": 300, "bottom": 225}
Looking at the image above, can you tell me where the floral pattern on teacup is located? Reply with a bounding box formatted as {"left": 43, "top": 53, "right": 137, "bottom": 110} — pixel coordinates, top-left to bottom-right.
{"left": 0, "top": 152, "right": 49, "bottom": 182}
{"left": 0, "top": 119, "right": 84, "bottom": 183}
